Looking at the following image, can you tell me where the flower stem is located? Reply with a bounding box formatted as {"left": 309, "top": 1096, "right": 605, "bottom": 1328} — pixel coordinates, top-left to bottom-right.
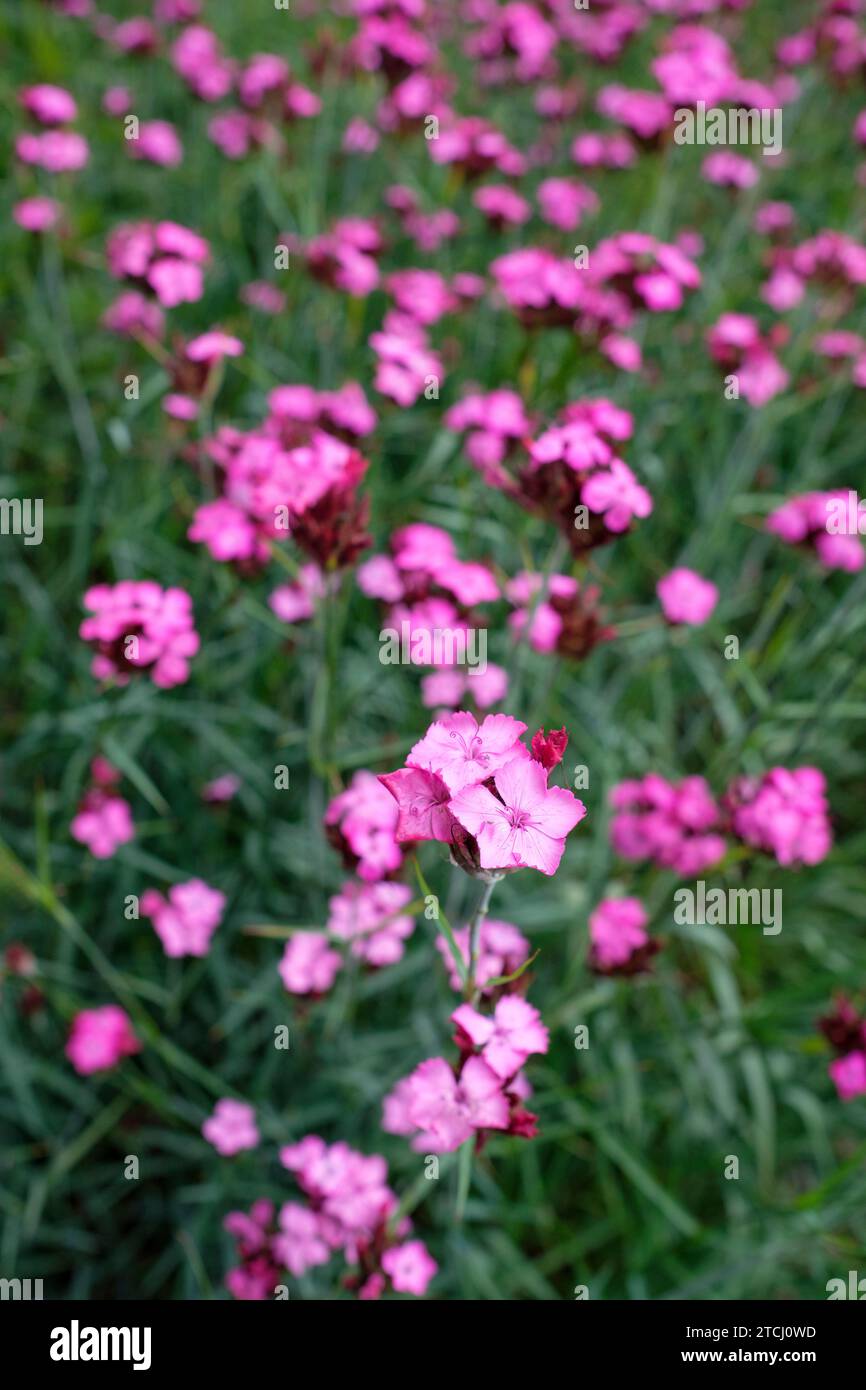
{"left": 467, "top": 874, "right": 501, "bottom": 999}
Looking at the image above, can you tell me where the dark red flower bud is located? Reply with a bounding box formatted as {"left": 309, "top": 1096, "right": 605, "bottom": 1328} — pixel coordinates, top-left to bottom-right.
{"left": 531, "top": 727, "right": 568, "bottom": 771}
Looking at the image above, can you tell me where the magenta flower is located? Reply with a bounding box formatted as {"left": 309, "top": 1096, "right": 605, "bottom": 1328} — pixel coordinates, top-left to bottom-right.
{"left": 407, "top": 711, "right": 529, "bottom": 794}
{"left": 448, "top": 756, "right": 586, "bottom": 876}
{"left": 326, "top": 881, "right": 415, "bottom": 967}
{"left": 325, "top": 769, "right": 402, "bottom": 880}
{"left": 657, "top": 568, "right": 719, "bottom": 626}
{"left": 140, "top": 879, "right": 226, "bottom": 958}
{"left": 278, "top": 932, "right": 342, "bottom": 996}
{"left": 581, "top": 459, "right": 653, "bottom": 532}
{"left": 381, "top": 1241, "right": 438, "bottom": 1295}
{"left": 588, "top": 897, "right": 660, "bottom": 976}
{"left": 202, "top": 1100, "right": 260, "bottom": 1156}
{"left": 71, "top": 791, "right": 134, "bottom": 859}
{"left": 378, "top": 765, "right": 457, "bottom": 843}
{"left": 435, "top": 919, "right": 530, "bottom": 995}
{"left": 452, "top": 997, "right": 549, "bottom": 1080}
{"left": 66, "top": 1005, "right": 141, "bottom": 1075}
{"left": 829, "top": 1051, "right": 866, "bottom": 1102}
{"left": 392, "top": 1056, "right": 510, "bottom": 1152}
{"left": 13, "top": 196, "right": 62, "bottom": 233}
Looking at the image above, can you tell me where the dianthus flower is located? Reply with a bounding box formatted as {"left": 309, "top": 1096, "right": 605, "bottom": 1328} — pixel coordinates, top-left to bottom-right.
{"left": 588, "top": 896, "right": 660, "bottom": 975}
{"left": 610, "top": 773, "right": 727, "bottom": 874}
{"left": 79, "top": 580, "right": 200, "bottom": 688}
{"left": 140, "top": 879, "right": 226, "bottom": 957}
{"left": 203, "top": 1099, "right": 260, "bottom": 1156}
{"left": 66, "top": 1005, "right": 141, "bottom": 1075}
{"left": 724, "top": 767, "right": 832, "bottom": 867}
{"left": 326, "top": 880, "right": 416, "bottom": 966}
{"left": 765, "top": 492, "right": 865, "bottom": 572}
{"left": 324, "top": 771, "right": 403, "bottom": 881}
{"left": 70, "top": 758, "right": 135, "bottom": 859}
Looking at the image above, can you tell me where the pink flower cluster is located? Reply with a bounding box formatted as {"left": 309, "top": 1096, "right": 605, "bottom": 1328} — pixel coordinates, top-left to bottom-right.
{"left": 381, "top": 712, "right": 585, "bottom": 877}
{"left": 106, "top": 219, "right": 211, "bottom": 309}
{"left": 358, "top": 523, "right": 499, "bottom": 678}
{"left": 491, "top": 232, "right": 700, "bottom": 369}
{"left": 612, "top": 766, "right": 834, "bottom": 873}
{"left": 327, "top": 880, "right": 416, "bottom": 967}
{"left": 226, "top": 1135, "right": 437, "bottom": 1297}
{"left": 189, "top": 413, "right": 371, "bottom": 572}
{"left": 706, "top": 313, "right": 789, "bottom": 407}
{"left": 383, "top": 995, "right": 547, "bottom": 1152}
{"left": 277, "top": 881, "right": 416, "bottom": 996}
{"left": 16, "top": 83, "right": 89, "bottom": 172}
{"left": 70, "top": 757, "right": 135, "bottom": 860}
{"left": 465, "top": 395, "right": 652, "bottom": 556}
{"left": 610, "top": 773, "right": 727, "bottom": 875}
{"left": 506, "top": 571, "right": 614, "bottom": 661}
{"left": 140, "top": 879, "right": 226, "bottom": 957}
{"left": 766, "top": 492, "right": 865, "bottom": 573}
{"left": 724, "top": 768, "right": 833, "bottom": 868}
{"left": 79, "top": 581, "right": 200, "bottom": 689}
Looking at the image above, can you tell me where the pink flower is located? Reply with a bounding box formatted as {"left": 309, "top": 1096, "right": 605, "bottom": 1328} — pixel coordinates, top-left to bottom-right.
{"left": 407, "top": 711, "right": 528, "bottom": 794}
{"left": 378, "top": 765, "right": 457, "bottom": 843}
{"left": 657, "top": 568, "right": 719, "bottom": 625}
{"left": 66, "top": 1006, "right": 141, "bottom": 1075}
{"left": 202, "top": 773, "right": 241, "bottom": 803}
{"left": 325, "top": 770, "right": 402, "bottom": 880}
{"left": 16, "top": 130, "right": 89, "bottom": 172}
{"left": 147, "top": 257, "right": 205, "bottom": 307}
{"left": 278, "top": 933, "right": 342, "bottom": 996}
{"left": 725, "top": 767, "right": 832, "bottom": 867}
{"left": 13, "top": 196, "right": 61, "bottom": 232}
{"left": 610, "top": 774, "right": 726, "bottom": 874}
{"left": 389, "top": 1056, "right": 510, "bottom": 1152}
{"left": 537, "top": 177, "right": 599, "bottom": 231}
{"left": 435, "top": 919, "right": 530, "bottom": 995}
{"left": 421, "top": 664, "right": 508, "bottom": 712}
{"left": 381, "top": 1240, "right": 437, "bottom": 1295}
{"left": 327, "top": 881, "right": 415, "bottom": 967}
{"left": 829, "top": 1051, "right": 866, "bottom": 1102}
{"left": 80, "top": 580, "right": 200, "bottom": 688}
{"left": 102, "top": 290, "right": 164, "bottom": 340}
{"left": 273, "top": 1204, "right": 331, "bottom": 1277}
{"left": 186, "top": 330, "right": 244, "bottom": 363}
{"left": 473, "top": 184, "right": 532, "bottom": 229}
{"left": 702, "top": 152, "right": 760, "bottom": 189}
{"left": 581, "top": 459, "right": 653, "bottom": 532}
{"left": 452, "top": 997, "right": 549, "bottom": 1079}
{"left": 20, "top": 84, "right": 77, "bottom": 124}
{"left": 128, "top": 121, "right": 183, "bottom": 167}
{"left": 448, "top": 756, "right": 586, "bottom": 876}
{"left": 269, "top": 566, "right": 328, "bottom": 624}
{"left": 188, "top": 499, "right": 259, "bottom": 561}
{"left": 141, "top": 879, "right": 226, "bottom": 957}
{"left": 203, "top": 1099, "right": 260, "bottom": 1156}
{"left": 71, "top": 792, "right": 135, "bottom": 859}
{"left": 588, "top": 897, "right": 654, "bottom": 972}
